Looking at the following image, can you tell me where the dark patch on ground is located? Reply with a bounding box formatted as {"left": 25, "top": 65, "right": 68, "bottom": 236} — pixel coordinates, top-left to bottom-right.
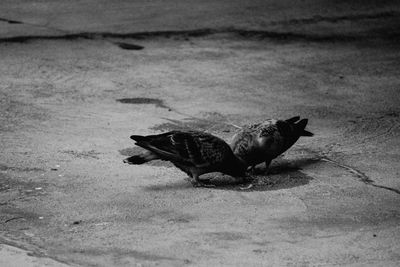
{"left": 0, "top": 164, "right": 45, "bottom": 173}
{"left": 114, "top": 42, "right": 144, "bottom": 50}
{"left": 61, "top": 150, "right": 100, "bottom": 160}
{"left": 116, "top": 98, "right": 169, "bottom": 109}
{"left": 0, "top": 18, "right": 22, "bottom": 24}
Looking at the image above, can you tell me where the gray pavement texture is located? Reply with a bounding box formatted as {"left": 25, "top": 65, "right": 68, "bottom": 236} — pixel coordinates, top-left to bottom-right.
{"left": 1, "top": 1, "right": 400, "bottom": 266}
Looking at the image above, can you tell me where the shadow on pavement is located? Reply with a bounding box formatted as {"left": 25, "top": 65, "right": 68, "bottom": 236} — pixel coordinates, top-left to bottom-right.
{"left": 142, "top": 156, "right": 320, "bottom": 192}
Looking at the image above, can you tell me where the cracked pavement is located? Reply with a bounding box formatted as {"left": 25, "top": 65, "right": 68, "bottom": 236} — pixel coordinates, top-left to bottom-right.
{"left": 1, "top": 0, "right": 400, "bottom": 266}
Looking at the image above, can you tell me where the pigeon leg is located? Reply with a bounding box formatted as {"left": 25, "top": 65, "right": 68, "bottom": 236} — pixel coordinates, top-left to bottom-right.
{"left": 265, "top": 159, "right": 272, "bottom": 174}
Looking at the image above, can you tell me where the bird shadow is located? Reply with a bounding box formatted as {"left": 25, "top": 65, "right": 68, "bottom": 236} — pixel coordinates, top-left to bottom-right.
{"left": 143, "top": 156, "right": 321, "bottom": 192}
{"left": 218, "top": 156, "right": 321, "bottom": 192}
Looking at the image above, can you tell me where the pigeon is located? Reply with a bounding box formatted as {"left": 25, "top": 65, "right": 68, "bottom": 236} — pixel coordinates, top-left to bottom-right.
{"left": 230, "top": 116, "right": 314, "bottom": 173}
{"left": 123, "top": 130, "right": 247, "bottom": 187}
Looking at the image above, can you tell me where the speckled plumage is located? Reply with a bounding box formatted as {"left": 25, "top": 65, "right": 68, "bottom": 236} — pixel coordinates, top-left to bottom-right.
{"left": 230, "top": 116, "right": 313, "bottom": 172}
{"left": 123, "top": 130, "right": 247, "bottom": 186}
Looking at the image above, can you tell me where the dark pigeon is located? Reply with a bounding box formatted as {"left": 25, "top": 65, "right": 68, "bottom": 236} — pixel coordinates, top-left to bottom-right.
{"left": 124, "top": 130, "right": 247, "bottom": 187}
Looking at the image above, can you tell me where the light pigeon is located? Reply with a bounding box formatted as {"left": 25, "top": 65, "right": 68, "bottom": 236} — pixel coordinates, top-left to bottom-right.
{"left": 123, "top": 130, "right": 247, "bottom": 187}
{"left": 230, "top": 116, "right": 314, "bottom": 173}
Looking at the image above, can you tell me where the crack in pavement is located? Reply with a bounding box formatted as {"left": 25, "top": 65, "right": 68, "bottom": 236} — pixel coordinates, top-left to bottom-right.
{"left": 1, "top": 10, "right": 399, "bottom": 44}
{"left": 321, "top": 157, "right": 400, "bottom": 195}
{"left": 2, "top": 217, "right": 25, "bottom": 224}
{"left": 1, "top": 26, "right": 399, "bottom": 44}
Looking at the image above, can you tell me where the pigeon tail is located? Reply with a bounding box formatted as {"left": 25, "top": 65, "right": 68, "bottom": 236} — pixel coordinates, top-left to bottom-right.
{"left": 295, "top": 119, "right": 314, "bottom": 136}
{"left": 130, "top": 135, "right": 148, "bottom": 142}
{"left": 285, "top": 116, "right": 301, "bottom": 124}
{"left": 123, "top": 151, "right": 158, "bottom": 164}
{"left": 301, "top": 130, "right": 314, "bottom": 136}
{"left": 130, "top": 135, "right": 154, "bottom": 150}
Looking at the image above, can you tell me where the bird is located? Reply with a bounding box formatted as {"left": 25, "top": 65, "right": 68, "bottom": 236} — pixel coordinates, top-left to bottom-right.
{"left": 230, "top": 116, "right": 314, "bottom": 173}
{"left": 123, "top": 130, "right": 248, "bottom": 187}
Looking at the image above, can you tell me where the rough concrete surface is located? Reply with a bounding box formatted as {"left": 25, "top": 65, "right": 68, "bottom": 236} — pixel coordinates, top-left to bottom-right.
{"left": 1, "top": 1, "right": 400, "bottom": 266}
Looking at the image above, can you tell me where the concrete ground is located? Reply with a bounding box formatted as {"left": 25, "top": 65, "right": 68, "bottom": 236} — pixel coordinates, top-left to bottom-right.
{"left": 1, "top": 1, "right": 400, "bottom": 266}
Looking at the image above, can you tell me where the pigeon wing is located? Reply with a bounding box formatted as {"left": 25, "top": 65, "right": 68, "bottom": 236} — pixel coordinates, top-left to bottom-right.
{"left": 132, "top": 131, "right": 229, "bottom": 168}
{"left": 187, "top": 131, "right": 232, "bottom": 167}
{"left": 231, "top": 128, "right": 254, "bottom": 157}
